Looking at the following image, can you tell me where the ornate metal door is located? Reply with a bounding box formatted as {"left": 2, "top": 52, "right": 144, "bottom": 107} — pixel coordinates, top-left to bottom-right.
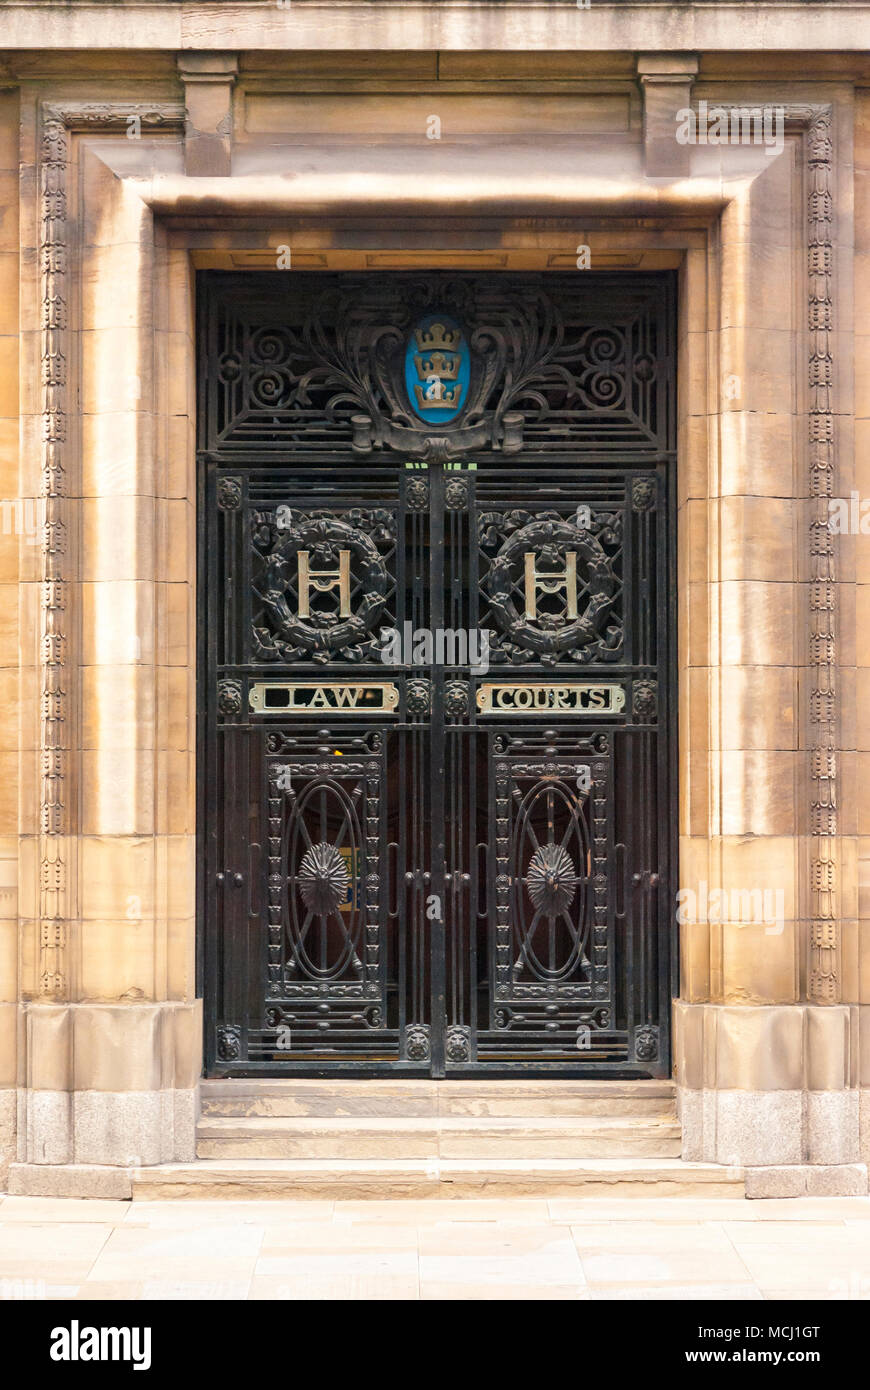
{"left": 200, "top": 272, "right": 676, "bottom": 1076}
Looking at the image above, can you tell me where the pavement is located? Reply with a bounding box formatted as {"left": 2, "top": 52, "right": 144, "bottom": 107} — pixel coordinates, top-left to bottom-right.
{"left": 1, "top": 1192, "right": 870, "bottom": 1299}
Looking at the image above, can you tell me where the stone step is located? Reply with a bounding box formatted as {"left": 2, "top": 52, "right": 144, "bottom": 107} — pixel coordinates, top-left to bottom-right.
{"left": 132, "top": 1156, "right": 744, "bottom": 1201}
{"left": 199, "top": 1078, "right": 677, "bottom": 1120}
{"left": 195, "top": 1115, "right": 682, "bottom": 1160}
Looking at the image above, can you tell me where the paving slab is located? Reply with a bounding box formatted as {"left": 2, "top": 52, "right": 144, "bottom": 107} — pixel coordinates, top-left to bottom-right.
{"left": 0, "top": 1193, "right": 867, "bottom": 1299}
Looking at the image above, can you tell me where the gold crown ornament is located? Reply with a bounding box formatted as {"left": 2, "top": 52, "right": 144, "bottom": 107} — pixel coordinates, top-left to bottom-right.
{"left": 413, "top": 321, "right": 461, "bottom": 353}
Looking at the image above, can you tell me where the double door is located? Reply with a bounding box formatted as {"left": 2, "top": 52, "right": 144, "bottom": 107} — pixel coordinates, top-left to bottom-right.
{"left": 203, "top": 456, "right": 673, "bottom": 1075}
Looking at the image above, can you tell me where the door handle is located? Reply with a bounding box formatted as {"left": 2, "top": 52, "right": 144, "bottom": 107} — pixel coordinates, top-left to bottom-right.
{"left": 216, "top": 871, "right": 244, "bottom": 887}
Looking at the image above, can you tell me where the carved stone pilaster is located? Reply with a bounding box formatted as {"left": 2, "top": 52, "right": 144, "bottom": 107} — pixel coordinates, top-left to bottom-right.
{"left": 789, "top": 105, "right": 839, "bottom": 1004}
{"left": 36, "top": 102, "right": 184, "bottom": 999}
{"left": 38, "top": 111, "right": 69, "bottom": 997}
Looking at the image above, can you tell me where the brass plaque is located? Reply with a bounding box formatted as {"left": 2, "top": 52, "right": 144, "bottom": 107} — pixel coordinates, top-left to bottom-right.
{"left": 249, "top": 681, "right": 399, "bottom": 713}
{"left": 476, "top": 682, "right": 626, "bottom": 715}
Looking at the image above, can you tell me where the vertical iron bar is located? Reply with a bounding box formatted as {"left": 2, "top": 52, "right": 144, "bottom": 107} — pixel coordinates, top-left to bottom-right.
{"left": 429, "top": 465, "right": 446, "bottom": 1076}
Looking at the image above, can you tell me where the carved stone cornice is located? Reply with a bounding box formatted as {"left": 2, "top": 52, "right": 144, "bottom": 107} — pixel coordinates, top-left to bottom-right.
{"left": 36, "top": 101, "right": 184, "bottom": 998}
{"left": 42, "top": 102, "right": 185, "bottom": 132}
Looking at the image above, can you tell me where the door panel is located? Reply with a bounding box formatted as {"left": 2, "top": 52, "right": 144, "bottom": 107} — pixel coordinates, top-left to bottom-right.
{"left": 436, "top": 467, "right": 667, "bottom": 1070}
{"left": 199, "top": 271, "right": 676, "bottom": 1077}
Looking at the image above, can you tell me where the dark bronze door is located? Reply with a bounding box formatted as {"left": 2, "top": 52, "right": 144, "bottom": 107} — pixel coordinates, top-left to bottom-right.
{"left": 199, "top": 271, "right": 676, "bottom": 1077}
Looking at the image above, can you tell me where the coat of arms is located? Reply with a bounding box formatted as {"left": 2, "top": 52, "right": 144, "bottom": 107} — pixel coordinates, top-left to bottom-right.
{"left": 404, "top": 313, "right": 469, "bottom": 424}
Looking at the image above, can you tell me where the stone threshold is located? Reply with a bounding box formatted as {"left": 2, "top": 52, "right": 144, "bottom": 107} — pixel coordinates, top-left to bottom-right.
{"left": 7, "top": 1156, "right": 745, "bottom": 1201}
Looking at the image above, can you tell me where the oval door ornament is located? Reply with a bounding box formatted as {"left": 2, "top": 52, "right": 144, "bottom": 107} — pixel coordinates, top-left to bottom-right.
{"left": 405, "top": 313, "right": 470, "bottom": 425}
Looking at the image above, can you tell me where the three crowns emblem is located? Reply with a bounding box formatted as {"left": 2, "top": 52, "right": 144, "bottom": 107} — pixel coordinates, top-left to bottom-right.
{"left": 412, "top": 321, "right": 464, "bottom": 411}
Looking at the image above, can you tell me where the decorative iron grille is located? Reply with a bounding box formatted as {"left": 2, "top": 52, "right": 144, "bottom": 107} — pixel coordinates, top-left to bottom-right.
{"left": 200, "top": 271, "right": 676, "bottom": 1076}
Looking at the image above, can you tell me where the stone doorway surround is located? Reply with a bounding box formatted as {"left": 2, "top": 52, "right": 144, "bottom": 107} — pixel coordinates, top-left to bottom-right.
{"left": 0, "top": 59, "right": 866, "bottom": 1198}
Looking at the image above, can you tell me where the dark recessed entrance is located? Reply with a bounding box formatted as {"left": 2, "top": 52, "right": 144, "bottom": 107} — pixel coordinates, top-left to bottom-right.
{"left": 198, "top": 270, "right": 677, "bottom": 1077}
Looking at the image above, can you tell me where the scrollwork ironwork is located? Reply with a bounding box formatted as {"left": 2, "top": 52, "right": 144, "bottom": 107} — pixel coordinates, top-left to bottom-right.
{"left": 208, "top": 273, "right": 672, "bottom": 461}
